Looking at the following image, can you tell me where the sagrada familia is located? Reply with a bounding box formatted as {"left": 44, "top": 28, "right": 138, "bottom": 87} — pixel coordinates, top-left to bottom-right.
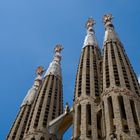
{"left": 7, "top": 14, "right": 140, "bottom": 140}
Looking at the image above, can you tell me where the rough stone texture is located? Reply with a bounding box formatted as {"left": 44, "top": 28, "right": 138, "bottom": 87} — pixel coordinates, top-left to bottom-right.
{"left": 7, "top": 17, "right": 140, "bottom": 140}
{"left": 23, "top": 75, "right": 63, "bottom": 140}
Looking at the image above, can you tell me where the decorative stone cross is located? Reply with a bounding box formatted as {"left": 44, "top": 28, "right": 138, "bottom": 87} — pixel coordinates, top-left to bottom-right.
{"left": 54, "top": 44, "right": 63, "bottom": 53}
{"left": 103, "top": 13, "right": 113, "bottom": 25}
{"left": 86, "top": 17, "right": 95, "bottom": 29}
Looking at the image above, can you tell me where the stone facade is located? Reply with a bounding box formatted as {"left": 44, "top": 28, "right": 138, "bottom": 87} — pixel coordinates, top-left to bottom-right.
{"left": 72, "top": 15, "right": 140, "bottom": 140}
{"left": 7, "top": 66, "right": 44, "bottom": 140}
{"left": 7, "top": 14, "right": 140, "bottom": 140}
{"left": 101, "top": 14, "right": 140, "bottom": 140}
{"left": 23, "top": 45, "right": 63, "bottom": 140}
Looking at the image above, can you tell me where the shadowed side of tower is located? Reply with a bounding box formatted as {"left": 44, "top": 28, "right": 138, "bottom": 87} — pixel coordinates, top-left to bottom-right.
{"left": 23, "top": 45, "right": 63, "bottom": 140}
{"left": 6, "top": 66, "right": 44, "bottom": 140}
{"left": 102, "top": 14, "right": 140, "bottom": 140}
{"left": 73, "top": 18, "right": 102, "bottom": 140}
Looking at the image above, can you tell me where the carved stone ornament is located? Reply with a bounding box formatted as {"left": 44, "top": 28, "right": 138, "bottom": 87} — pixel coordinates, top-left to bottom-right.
{"left": 102, "top": 87, "right": 139, "bottom": 101}
{"left": 86, "top": 17, "right": 95, "bottom": 29}
{"left": 103, "top": 13, "right": 113, "bottom": 25}
{"left": 54, "top": 44, "right": 63, "bottom": 53}
{"left": 36, "top": 66, "right": 44, "bottom": 75}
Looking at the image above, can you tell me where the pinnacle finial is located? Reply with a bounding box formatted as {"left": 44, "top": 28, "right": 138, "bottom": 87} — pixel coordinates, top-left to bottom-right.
{"left": 54, "top": 44, "right": 63, "bottom": 53}
{"left": 44, "top": 44, "right": 63, "bottom": 77}
{"left": 103, "top": 13, "right": 113, "bottom": 25}
{"left": 86, "top": 17, "right": 95, "bottom": 29}
{"left": 64, "top": 102, "right": 70, "bottom": 114}
{"left": 36, "top": 66, "right": 44, "bottom": 75}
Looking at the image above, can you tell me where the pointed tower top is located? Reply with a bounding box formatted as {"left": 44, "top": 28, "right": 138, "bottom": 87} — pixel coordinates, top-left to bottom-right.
{"left": 36, "top": 66, "right": 44, "bottom": 75}
{"left": 34, "top": 66, "right": 44, "bottom": 86}
{"left": 103, "top": 14, "right": 120, "bottom": 43}
{"left": 103, "top": 13, "right": 113, "bottom": 25}
{"left": 44, "top": 44, "right": 63, "bottom": 77}
{"left": 86, "top": 17, "right": 95, "bottom": 29}
{"left": 21, "top": 66, "right": 44, "bottom": 107}
{"left": 54, "top": 44, "right": 63, "bottom": 53}
{"left": 83, "top": 17, "right": 98, "bottom": 48}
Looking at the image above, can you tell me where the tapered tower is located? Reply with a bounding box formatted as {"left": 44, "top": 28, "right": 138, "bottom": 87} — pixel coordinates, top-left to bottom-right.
{"left": 73, "top": 18, "right": 102, "bottom": 140}
{"left": 23, "top": 45, "right": 63, "bottom": 140}
{"left": 102, "top": 14, "right": 140, "bottom": 140}
{"left": 7, "top": 66, "right": 44, "bottom": 140}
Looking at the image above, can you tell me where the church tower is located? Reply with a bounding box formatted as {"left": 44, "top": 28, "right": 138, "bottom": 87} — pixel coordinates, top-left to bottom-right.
{"left": 73, "top": 18, "right": 102, "bottom": 140}
{"left": 7, "top": 66, "right": 44, "bottom": 140}
{"left": 6, "top": 14, "right": 140, "bottom": 140}
{"left": 102, "top": 14, "right": 140, "bottom": 140}
{"left": 23, "top": 45, "right": 63, "bottom": 140}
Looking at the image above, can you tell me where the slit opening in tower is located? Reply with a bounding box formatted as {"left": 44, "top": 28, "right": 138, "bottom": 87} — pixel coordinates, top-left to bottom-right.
{"left": 77, "top": 105, "right": 81, "bottom": 138}
{"left": 107, "top": 96, "right": 116, "bottom": 132}
{"left": 130, "top": 100, "right": 140, "bottom": 135}
{"left": 77, "top": 49, "right": 85, "bottom": 97}
{"left": 102, "top": 101, "right": 106, "bottom": 138}
{"left": 116, "top": 45, "right": 131, "bottom": 90}
{"left": 111, "top": 43, "right": 120, "bottom": 86}
{"left": 105, "top": 45, "right": 110, "bottom": 88}
{"left": 19, "top": 107, "right": 31, "bottom": 139}
{"left": 86, "top": 104, "right": 92, "bottom": 137}
{"left": 58, "top": 79, "right": 63, "bottom": 116}
{"left": 118, "top": 96, "right": 129, "bottom": 133}
{"left": 42, "top": 76, "right": 54, "bottom": 128}
{"left": 99, "top": 60, "right": 103, "bottom": 94}
{"left": 40, "top": 136, "right": 45, "bottom": 140}
{"left": 123, "top": 46, "right": 140, "bottom": 94}
{"left": 52, "top": 78, "right": 58, "bottom": 120}
{"left": 11, "top": 107, "right": 26, "bottom": 139}
{"left": 86, "top": 46, "right": 90, "bottom": 96}
{"left": 97, "top": 110, "right": 102, "bottom": 139}
{"left": 92, "top": 47, "right": 99, "bottom": 96}
{"left": 33, "top": 76, "right": 51, "bottom": 128}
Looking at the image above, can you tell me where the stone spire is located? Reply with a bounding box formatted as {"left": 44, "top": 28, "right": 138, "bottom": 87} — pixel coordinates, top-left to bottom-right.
{"left": 44, "top": 44, "right": 63, "bottom": 77}
{"left": 103, "top": 13, "right": 120, "bottom": 43}
{"left": 23, "top": 45, "right": 64, "bottom": 140}
{"left": 83, "top": 18, "right": 98, "bottom": 48}
{"left": 7, "top": 67, "right": 44, "bottom": 140}
{"left": 102, "top": 14, "right": 140, "bottom": 140}
{"left": 73, "top": 18, "right": 101, "bottom": 140}
{"left": 103, "top": 13, "right": 114, "bottom": 28}
{"left": 21, "top": 66, "right": 44, "bottom": 107}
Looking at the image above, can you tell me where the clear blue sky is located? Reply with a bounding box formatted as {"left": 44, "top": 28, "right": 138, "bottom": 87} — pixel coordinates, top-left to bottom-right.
{"left": 0, "top": 0, "right": 140, "bottom": 139}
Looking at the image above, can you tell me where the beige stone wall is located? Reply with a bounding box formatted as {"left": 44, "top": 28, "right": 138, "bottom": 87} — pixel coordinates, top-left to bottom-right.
{"left": 102, "top": 88, "right": 140, "bottom": 140}
{"left": 23, "top": 75, "right": 63, "bottom": 140}
{"left": 73, "top": 45, "right": 101, "bottom": 140}
{"left": 7, "top": 105, "right": 31, "bottom": 140}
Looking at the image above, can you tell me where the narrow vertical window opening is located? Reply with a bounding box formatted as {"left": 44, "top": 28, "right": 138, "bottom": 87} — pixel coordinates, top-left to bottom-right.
{"left": 107, "top": 96, "right": 115, "bottom": 132}
{"left": 118, "top": 96, "right": 129, "bottom": 133}
{"left": 130, "top": 100, "right": 140, "bottom": 135}
{"left": 77, "top": 105, "right": 81, "bottom": 138}
{"left": 86, "top": 104, "right": 92, "bottom": 137}
{"left": 97, "top": 110, "right": 102, "bottom": 139}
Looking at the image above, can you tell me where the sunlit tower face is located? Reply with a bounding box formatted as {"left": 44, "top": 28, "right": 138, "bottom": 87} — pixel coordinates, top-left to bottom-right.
{"left": 73, "top": 18, "right": 102, "bottom": 140}
{"left": 6, "top": 14, "right": 140, "bottom": 140}
{"left": 23, "top": 45, "right": 63, "bottom": 140}
{"left": 7, "top": 66, "right": 44, "bottom": 140}
{"left": 102, "top": 14, "right": 140, "bottom": 140}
